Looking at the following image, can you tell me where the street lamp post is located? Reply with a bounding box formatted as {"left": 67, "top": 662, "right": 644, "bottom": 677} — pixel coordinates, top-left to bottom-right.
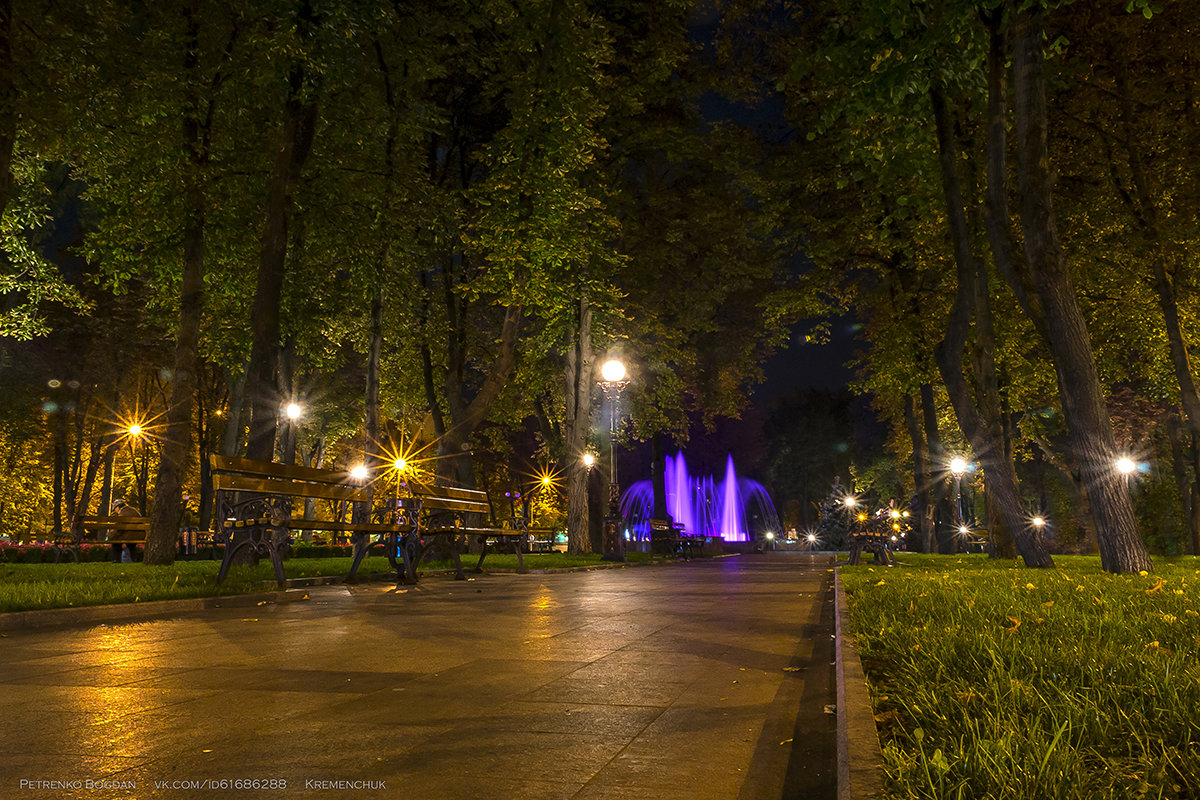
{"left": 127, "top": 424, "right": 148, "bottom": 515}
{"left": 949, "top": 456, "right": 968, "bottom": 551}
{"left": 599, "top": 359, "right": 629, "bottom": 562}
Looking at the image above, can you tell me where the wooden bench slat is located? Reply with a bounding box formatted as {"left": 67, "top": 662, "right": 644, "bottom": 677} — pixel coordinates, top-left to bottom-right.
{"left": 416, "top": 497, "right": 490, "bottom": 514}
{"left": 211, "top": 454, "right": 369, "bottom": 484}
{"left": 80, "top": 517, "right": 151, "bottom": 529}
{"left": 402, "top": 481, "right": 489, "bottom": 503}
{"left": 212, "top": 473, "right": 367, "bottom": 502}
{"left": 287, "top": 520, "right": 411, "bottom": 533}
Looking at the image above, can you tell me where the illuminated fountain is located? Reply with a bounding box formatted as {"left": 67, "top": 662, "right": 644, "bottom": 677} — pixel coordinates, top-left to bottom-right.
{"left": 619, "top": 452, "right": 780, "bottom": 542}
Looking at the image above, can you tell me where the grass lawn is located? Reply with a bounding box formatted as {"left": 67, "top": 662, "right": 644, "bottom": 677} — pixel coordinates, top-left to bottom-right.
{"left": 0, "top": 552, "right": 657, "bottom": 614}
{"left": 841, "top": 554, "right": 1200, "bottom": 799}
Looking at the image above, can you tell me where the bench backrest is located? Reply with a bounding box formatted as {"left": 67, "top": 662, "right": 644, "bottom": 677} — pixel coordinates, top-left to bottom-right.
{"left": 399, "top": 481, "right": 491, "bottom": 516}
{"left": 210, "top": 454, "right": 370, "bottom": 503}
{"left": 80, "top": 516, "right": 150, "bottom": 529}
{"left": 210, "top": 454, "right": 493, "bottom": 517}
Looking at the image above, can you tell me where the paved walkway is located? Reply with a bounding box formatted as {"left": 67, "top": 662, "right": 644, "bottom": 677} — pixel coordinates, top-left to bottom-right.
{"left": 0, "top": 554, "right": 837, "bottom": 799}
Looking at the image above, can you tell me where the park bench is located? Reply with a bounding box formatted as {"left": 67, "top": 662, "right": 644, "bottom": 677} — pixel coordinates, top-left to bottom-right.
{"left": 363, "top": 479, "right": 534, "bottom": 583}
{"left": 55, "top": 515, "right": 150, "bottom": 562}
{"left": 649, "top": 518, "right": 702, "bottom": 559}
{"left": 960, "top": 528, "right": 990, "bottom": 554}
{"left": 209, "top": 454, "right": 532, "bottom": 587}
{"left": 847, "top": 515, "right": 896, "bottom": 566}
{"left": 210, "top": 454, "right": 405, "bottom": 586}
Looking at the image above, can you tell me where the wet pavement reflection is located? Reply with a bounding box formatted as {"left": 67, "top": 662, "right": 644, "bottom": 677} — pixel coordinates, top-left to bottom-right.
{"left": 0, "top": 554, "right": 836, "bottom": 800}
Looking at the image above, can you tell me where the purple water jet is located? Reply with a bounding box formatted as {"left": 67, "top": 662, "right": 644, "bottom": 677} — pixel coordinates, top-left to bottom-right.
{"left": 620, "top": 452, "right": 780, "bottom": 542}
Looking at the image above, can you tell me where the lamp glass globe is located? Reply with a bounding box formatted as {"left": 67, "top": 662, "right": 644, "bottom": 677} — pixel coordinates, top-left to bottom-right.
{"left": 601, "top": 360, "right": 626, "bottom": 382}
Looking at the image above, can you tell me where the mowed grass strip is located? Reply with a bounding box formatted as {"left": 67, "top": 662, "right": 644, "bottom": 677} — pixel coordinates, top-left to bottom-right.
{"left": 0, "top": 552, "right": 654, "bottom": 614}
{"left": 841, "top": 554, "right": 1200, "bottom": 799}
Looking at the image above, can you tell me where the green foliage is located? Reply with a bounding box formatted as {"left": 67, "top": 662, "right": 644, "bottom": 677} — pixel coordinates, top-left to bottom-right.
{"left": 0, "top": 156, "right": 88, "bottom": 338}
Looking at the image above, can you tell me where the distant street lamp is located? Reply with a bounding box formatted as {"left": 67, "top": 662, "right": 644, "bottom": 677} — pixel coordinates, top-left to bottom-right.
{"left": 765, "top": 531, "right": 775, "bottom": 551}
{"left": 582, "top": 452, "right": 596, "bottom": 470}
{"left": 1116, "top": 457, "right": 1137, "bottom": 475}
{"left": 126, "top": 423, "right": 148, "bottom": 514}
{"left": 281, "top": 401, "right": 304, "bottom": 465}
{"left": 599, "top": 358, "right": 629, "bottom": 562}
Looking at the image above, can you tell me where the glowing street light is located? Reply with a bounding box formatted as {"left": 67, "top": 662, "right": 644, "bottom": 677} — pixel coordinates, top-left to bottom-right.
{"left": 601, "top": 359, "right": 627, "bottom": 383}
{"left": 350, "top": 464, "right": 369, "bottom": 482}
{"left": 285, "top": 402, "right": 303, "bottom": 420}
{"left": 582, "top": 452, "right": 596, "bottom": 469}
{"left": 1116, "top": 457, "right": 1137, "bottom": 475}
{"left": 392, "top": 458, "right": 407, "bottom": 472}
{"left": 843, "top": 496, "right": 857, "bottom": 508}
{"left": 1032, "top": 516, "right": 1046, "bottom": 528}
{"left": 128, "top": 424, "right": 143, "bottom": 437}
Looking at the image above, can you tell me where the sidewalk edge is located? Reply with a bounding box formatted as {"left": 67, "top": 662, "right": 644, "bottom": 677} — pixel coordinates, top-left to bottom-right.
{"left": 835, "top": 568, "right": 885, "bottom": 800}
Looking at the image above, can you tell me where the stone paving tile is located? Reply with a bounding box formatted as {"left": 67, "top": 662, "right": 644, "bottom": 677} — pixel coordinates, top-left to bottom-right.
{"left": 390, "top": 730, "right": 621, "bottom": 783}
{"left": 527, "top": 674, "right": 692, "bottom": 707}
{"left": 0, "top": 554, "right": 838, "bottom": 800}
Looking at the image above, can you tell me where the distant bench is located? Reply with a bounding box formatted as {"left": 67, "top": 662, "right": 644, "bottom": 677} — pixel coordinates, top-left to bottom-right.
{"left": 847, "top": 518, "right": 896, "bottom": 566}
{"left": 649, "top": 519, "right": 702, "bottom": 559}
{"left": 209, "top": 454, "right": 532, "bottom": 586}
{"left": 55, "top": 516, "right": 150, "bottom": 562}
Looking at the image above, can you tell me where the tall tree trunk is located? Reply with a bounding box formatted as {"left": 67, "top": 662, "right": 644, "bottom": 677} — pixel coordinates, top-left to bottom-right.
{"left": 1010, "top": 5, "right": 1150, "bottom": 572}
{"left": 929, "top": 83, "right": 1048, "bottom": 566}
{"left": 101, "top": 446, "right": 115, "bottom": 516}
{"left": 53, "top": 415, "right": 65, "bottom": 537}
{"left": 565, "top": 296, "right": 595, "bottom": 554}
{"left": 921, "top": 384, "right": 953, "bottom": 553}
{"left": 244, "top": 7, "right": 319, "bottom": 461}
{"left": 0, "top": 0, "right": 13, "bottom": 220}
{"left": 366, "top": 37, "right": 397, "bottom": 476}
{"left": 1112, "top": 58, "right": 1200, "bottom": 442}
{"left": 651, "top": 430, "right": 669, "bottom": 522}
{"left": 220, "top": 364, "right": 247, "bottom": 457}
{"left": 1191, "top": 432, "right": 1200, "bottom": 556}
{"left": 437, "top": 306, "right": 521, "bottom": 485}
{"left": 147, "top": 4, "right": 208, "bottom": 565}
{"left": 903, "top": 392, "right": 933, "bottom": 553}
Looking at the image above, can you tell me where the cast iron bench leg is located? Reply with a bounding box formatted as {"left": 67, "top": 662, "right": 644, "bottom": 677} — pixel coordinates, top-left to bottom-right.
{"left": 472, "top": 535, "right": 489, "bottom": 574}
{"left": 268, "top": 526, "right": 288, "bottom": 587}
{"left": 398, "top": 535, "right": 420, "bottom": 585}
{"left": 348, "top": 532, "right": 371, "bottom": 580}
{"left": 216, "top": 530, "right": 251, "bottom": 583}
{"left": 451, "top": 535, "right": 466, "bottom": 580}
{"left": 513, "top": 538, "right": 527, "bottom": 574}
